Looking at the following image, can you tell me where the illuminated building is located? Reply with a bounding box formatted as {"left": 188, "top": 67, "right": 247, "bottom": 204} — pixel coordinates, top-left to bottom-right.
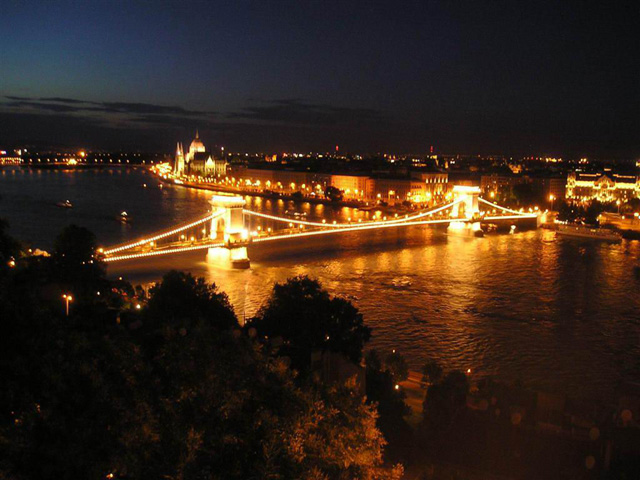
{"left": 329, "top": 174, "right": 370, "bottom": 200}
{"left": 222, "top": 166, "right": 449, "bottom": 204}
{"left": 174, "top": 131, "right": 227, "bottom": 177}
{"left": 566, "top": 171, "right": 640, "bottom": 203}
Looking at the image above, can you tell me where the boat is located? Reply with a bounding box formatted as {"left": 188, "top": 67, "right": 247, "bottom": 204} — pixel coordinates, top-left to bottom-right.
{"left": 56, "top": 200, "right": 73, "bottom": 208}
{"left": 357, "top": 205, "right": 377, "bottom": 212}
{"left": 556, "top": 224, "right": 622, "bottom": 242}
{"left": 285, "top": 210, "right": 307, "bottom": 217}
{"left": 118, "top": 211, "right": 132, "bottom": 223}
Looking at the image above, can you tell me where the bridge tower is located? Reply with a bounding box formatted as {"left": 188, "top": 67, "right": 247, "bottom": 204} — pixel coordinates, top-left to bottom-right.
{"left": 207, "top": 195, "right": 251, "bottom": 268}
{"left": 450, "top": 185, "right": 480, "bottom": 219}
{"left": 448, "top": 185, "right": 482, "bottom": 236}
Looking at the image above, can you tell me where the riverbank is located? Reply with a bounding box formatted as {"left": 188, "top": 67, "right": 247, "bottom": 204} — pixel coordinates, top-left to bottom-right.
{"left": 155, "top": 173, "right": 408, "bottom": 211}
{"left": 399, "top": 368, "right": 640, "bottom": 479}
{"left": 21, "top": 163, "right": 149, "bottom": 171}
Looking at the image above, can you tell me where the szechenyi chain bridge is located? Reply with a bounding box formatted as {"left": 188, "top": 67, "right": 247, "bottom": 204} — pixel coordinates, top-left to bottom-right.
{"left": 100, "top": 186, "right": 540, "bottom": 268}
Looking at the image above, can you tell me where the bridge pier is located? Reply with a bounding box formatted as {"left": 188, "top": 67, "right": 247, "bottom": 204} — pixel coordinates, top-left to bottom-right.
{"left": 448, "top": 186, "right": 483, "bottom": 236}
{"left": 207, "top": 195, "right": 251, "bottom": 269}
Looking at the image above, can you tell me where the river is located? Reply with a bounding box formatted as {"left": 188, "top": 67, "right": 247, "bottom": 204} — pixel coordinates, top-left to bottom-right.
{"left": 2, "top": 166, "right": 639, "bottom": 401}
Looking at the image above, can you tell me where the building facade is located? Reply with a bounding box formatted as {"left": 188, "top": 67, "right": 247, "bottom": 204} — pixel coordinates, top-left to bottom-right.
{"left": 566, "top": 171, "right": 640, "bottom": 203}
{"left": 224, "top": 167, "right": 450, "bottom": 205}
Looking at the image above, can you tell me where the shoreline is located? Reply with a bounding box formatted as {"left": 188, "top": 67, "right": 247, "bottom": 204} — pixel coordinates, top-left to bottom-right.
{"left": 20, "top": 163, "right": 149, "bottom": 170}
{"left": 155, "top": 172, "right": 395, "bottom": 211}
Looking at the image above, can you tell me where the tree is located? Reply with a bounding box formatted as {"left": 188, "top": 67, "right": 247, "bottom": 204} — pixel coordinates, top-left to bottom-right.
{"left": 557, "top": 200, "right": 604, "bottom": 226}
{"left": 52, "top": 224, "right": 105, "bottom": 290}
{"left": 621, "top": 197, "right": 640, "bottom": 214}
{"left": 0, "top": 256, "right": 398, "bottom": 479}
{"left": 385, "top": 351, "right": 409, "bottom": 383}
{"left": 144, "top": 270, "right": 237, "bottom": 331}
{"left": 422, "top": 370, "right": 469, "bottom": 431}
{"left": 283, "top": 380, "right": 391, "bottom": 479}
{"left": 53, "top": 224, "right": 100, "bottom": 267}
{"left": 511, "top": 182, "right": 538, "bottom": 207}
{"left": 584, "top": 200, "right": 604, "bottom": 226}
{"left": 325, "top": 186, "right": 344, "bottom": 202}
{"left": 557, "top": 201, "right": 580, "bottom": 223}
{"left": 421, "top": 360, "right": 443, "bottom": 385}
{"left": 0, "top": 282, "right": 153, "bottom": 479}
{"left": 365, "top": 350, "right": 412, "bottom": 464}
{"left": 252, "top": 276, "right": 371, "bottom": 373}
{"left": 0, "top": 218, "right": 21, "bottom": 264}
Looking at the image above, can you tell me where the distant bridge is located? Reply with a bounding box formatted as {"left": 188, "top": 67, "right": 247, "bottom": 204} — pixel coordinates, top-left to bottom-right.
{"left": 100, "top": 186, "right": 539, "bottom": 267}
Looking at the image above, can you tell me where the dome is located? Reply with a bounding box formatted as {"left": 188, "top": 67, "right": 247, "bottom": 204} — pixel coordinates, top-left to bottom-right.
{"left": 189, "top": 130, "right": 205, "bottom": 153}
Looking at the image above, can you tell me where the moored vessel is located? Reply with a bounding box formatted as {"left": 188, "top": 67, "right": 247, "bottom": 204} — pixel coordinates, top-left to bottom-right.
{"left": 556, "top": 224, "right": 621, "bottom": 242}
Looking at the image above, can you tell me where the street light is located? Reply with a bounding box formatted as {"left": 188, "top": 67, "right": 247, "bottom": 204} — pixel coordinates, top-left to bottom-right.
{"left": 549, "top": 194, "right": 555, "bottom": 211}
{"left": 62, "top": 294, "right": 73, "bottom": 317}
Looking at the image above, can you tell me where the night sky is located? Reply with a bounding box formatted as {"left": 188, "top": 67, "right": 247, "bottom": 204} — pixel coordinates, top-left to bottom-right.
{"left": 1, "top": 1, "right": 638, "bottom": 156}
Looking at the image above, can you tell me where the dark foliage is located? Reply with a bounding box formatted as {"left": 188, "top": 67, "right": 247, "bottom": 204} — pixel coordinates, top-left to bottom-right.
{"left": 0, "top": 219, "right": 21, "bottom": 263}
{"left": 252, "top": 275, "right": 371, "bottom": 374}
{"left": 0, "top": 226, "right": 393, "bottom": 479}
{"left": 364, "top": 351, "right": 413, "bottom": 464}
{"left": 557, "top": 200, "right": 605, "bottom": 226}
{"left": 422, "top": 370, "right": 469, "bottom": 431}
{"left": 325, "top": 185, "right": 344, "bottom": 202}
{"left": 421, "top": 360, "right": 443, "bottom": 385}
{"left": 384, "top": 351, "right": 409, "bottom": 383}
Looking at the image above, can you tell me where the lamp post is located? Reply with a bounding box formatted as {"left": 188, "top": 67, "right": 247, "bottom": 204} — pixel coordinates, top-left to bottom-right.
{"left": 62, "top": 294, "right": 73, "bottom": 317}
{"left": 549, "top": 194, "right": 555, "bottom": 211}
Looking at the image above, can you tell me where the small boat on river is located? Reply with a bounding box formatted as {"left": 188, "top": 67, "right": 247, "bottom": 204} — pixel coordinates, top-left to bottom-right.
{"left": 56, "top": 200, "right": 73, "bottom": 208}
{"left": 117, "top": 211, "right": 132, "bottom": 224}
{"left": 285, "top": 210, "right": 307, "bottom": 217}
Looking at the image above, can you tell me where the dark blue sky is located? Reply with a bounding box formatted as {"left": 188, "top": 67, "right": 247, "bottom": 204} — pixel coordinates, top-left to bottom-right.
{"left": 1, "top": 0, "right": 638, "bottom": 156}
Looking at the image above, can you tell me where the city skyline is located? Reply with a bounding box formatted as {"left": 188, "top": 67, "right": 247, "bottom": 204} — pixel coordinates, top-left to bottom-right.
{"left": 1, "top": 1, "right": 638, "bottom": 157}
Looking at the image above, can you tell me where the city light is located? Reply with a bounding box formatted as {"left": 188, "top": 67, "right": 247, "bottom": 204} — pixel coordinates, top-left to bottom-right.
{"left": 62, "top": 294, "right": 73, "bottom": 317}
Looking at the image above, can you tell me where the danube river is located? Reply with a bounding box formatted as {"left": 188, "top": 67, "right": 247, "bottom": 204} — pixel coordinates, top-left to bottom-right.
{"left": 2, "top": 166, "right": 639, "bottom": 401}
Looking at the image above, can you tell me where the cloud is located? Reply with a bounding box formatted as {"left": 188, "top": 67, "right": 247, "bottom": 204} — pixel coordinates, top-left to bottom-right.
{"left": 97, "top": 101, "right": 213, "bottom": 116}
{"left": 2, "top": 95, "right": 214, "bottom": 118}
{"left": 228, "top": 99, "right": 384, "bottom": 126}
{"left": 5, "top": 95, "right": 32, "bottom": 101}
{"left": 38, "top": 97, "right": 88, "bottom": 104}
{"left": 0, "top": 95, "right": 414, "bottom": 153}
{"left": 4, "top": 100, "right": 81, "bottom": 113}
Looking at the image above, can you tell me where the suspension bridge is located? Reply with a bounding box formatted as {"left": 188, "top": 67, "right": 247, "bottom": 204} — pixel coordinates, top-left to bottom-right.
{"left": 99, "top": 186, "right": 539, "bottom": 268}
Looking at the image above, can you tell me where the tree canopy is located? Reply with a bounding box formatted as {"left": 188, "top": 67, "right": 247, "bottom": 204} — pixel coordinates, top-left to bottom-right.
{"left": 0, "top": 225, "right": 395, "bottom": 479}
{"left": 0, "top": 218, "right": 21, "bottom": 264}
{"left": 251, "top": 276, "right": 371, "bottom": 374}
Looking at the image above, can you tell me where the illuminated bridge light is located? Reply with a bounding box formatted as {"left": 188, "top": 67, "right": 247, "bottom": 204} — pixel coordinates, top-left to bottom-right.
{"left": 103, "top": 211, "right": 224, "bottom": 255}
{"left": 102, "top": 197, "right": 536, "bottom": 263}
{"left": 105, "top": 242, "right": 224, "bottom": 263}
{"left": 242, "top": 199, "right": 462, "bottom": 229}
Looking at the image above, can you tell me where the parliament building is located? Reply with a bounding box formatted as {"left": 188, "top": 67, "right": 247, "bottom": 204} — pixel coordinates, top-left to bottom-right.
{"left": 173, "top": 131, "right": 227, "bottom": 177}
